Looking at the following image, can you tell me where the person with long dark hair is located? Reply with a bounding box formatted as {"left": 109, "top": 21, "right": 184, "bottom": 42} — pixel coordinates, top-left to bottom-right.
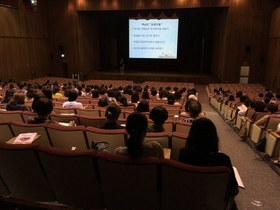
{"left": 114, "top": 112, "right": 164, "bottom": 158}
{"left": 179, "top": 118, "right": 239, "bottom": 198}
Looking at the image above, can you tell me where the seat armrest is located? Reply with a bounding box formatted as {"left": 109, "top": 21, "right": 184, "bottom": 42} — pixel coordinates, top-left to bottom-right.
{"left": 270, "top": 132, "right": 280, "bottom": 138}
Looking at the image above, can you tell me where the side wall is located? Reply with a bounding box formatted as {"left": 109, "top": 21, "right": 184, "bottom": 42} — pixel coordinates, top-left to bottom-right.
{"left": 265, "top": 7, "right": 280, "bottom": 91}
{"left": 0, "top": 1, "right": 49, "bottom": 81}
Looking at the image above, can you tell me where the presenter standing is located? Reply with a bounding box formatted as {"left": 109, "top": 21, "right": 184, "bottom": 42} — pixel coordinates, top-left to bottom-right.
{"left": 120, "top": 58, "right": 125, "bottom": 74}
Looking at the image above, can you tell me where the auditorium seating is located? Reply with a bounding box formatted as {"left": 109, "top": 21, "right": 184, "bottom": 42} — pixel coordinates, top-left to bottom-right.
{"left": 0, "top": 143, "right": 234, "bottom": 210}
{"left": 0, "top": 121, "right": 14, "bottom": 143}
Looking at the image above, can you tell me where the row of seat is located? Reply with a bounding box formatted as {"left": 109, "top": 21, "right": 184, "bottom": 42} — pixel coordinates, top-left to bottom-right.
{"left": 0, "top": 109, "right": 193, "bottom": 133}
{"left": 0, "top": 120, "right": 189, "bottom": 160}
{"left": 0, "top": 142, "right": 233, "bottom": 210}
{"left": 209, "top": 96, "right": 280, "bottom": 157}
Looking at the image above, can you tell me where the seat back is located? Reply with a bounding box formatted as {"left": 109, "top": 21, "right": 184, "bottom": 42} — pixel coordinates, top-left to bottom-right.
{"left": 53, "top": 107, "right": 76, "bottom": 115}
{"left": 161, "top": 159, "right": 231, "bottom": 210}
{"left": 0, "top": 142, "right": 55, "bottom": 202}
{"left": 145, "top": 132, "right": 170, "bottom": 148}
{"left": 21, "top": 111, "right": 37, "bottom": 123}
{"left": 85, "top": 127, "right": 126, "bottom": 153}
{"left": 171, "top": 131, "right": 188, "bottom": 160}
{"left": 78, "top": 115, "right": 107, "bottom": 127}
{"left": 175, "top": 121, "right": 192, "bottom": 134}
{"left": 10, "top": 121, "right": 51, "bottom": 146}
{"left": 75, "top": 108, "right": 100, "bottom": 117}
{"left": 37, "top": 145, "right": 105, "bottom": 209}
{"left": 0, "top": 121, "right": 14, "bottom": 143}
{"left": 49, "top": 113, "right": 80, "bottom": 125}
{"left": 46, "top": 124, "right": 88, "bottom": 149}
{"left": 0, "top": 110, "right": 24, "bottom": 122}
{"left": 96, "top": 152, "right": 160, "bottom": 210}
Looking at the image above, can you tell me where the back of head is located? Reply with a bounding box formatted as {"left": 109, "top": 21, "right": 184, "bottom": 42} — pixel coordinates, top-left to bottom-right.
{"left": 185, "top": 98, "right": 195, "bottom": 112}
{"left": 9, "top": 93, "right": 25, "bottom": 105}
{"left": 167, "top": 94, "right": 175, "bottom": 105}
{"left": 52, "top": 85, "right": 60, "bottom": 94}
{"left": 68, "top": 90, "right": 78, "bottom": 101}
{"left": 105, "top": 104, "right": 121, "bottom": 120}
{"left": 126, "top": 112, "right": 148, "bottom": 158}
{"left": 188, "top": 100, "right": 202, "bottom": 118}
{"left": 98, "top": 97, "right": 109, "bottom": 107}
{"left": 136, "top": 100, "right": 149, "bottom": 112}
{"left": 131, "top": 91, "right": 139, "bottom": 103}
{"left": 254, "top": 101, "right": 266, "bottom": 112}
{"left": 187, "top": 118, "right": 219, "bottom": 154}
{"left": 266, "top": 102, "right": 278, "bottom": 113}
{"left": 141, "top": 91, "right": 150, "bottom": 99}
{"left": 33, "top": 97, "right": 53, "bottom": 116}
{"left": 42, "top": 88, "right": 53, "bottom": 100}
{"left": 118, "top": 95, "right": 128, "bottom": 106}
{"left": 239, "top": 95, "right": 247, "bottom": 103}
{"left": 149, "top": 106, "right": 168, "bottom": 124}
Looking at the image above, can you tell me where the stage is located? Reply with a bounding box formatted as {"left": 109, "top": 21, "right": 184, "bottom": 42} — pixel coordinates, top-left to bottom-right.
{"left": 86, "top": 71, "right": 219, "bottom": 84}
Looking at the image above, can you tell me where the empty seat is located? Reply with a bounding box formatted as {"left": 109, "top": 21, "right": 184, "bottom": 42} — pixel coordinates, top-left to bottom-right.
{"left": 0, "top": 142, "right": 55, "bottom": 202}
{"left": 78, "top": 115, "right": 107, "bottom": 127}
{"left": 37, "top": 145, "right": 105, "bottom": 209}
{"left": 10, "top": 121, "right": 51, "bottom": 146}
{"left": 46, "top": 123, "right": 88, "bottom": 149}
{"left": 171, "top": 131, "right": 188, "bottom": 160}
{"left": 96, "top": 151, "right": 161, "bottom": 210}
{"left": 0, "top": 121, "right": 14, "bottom": 143}
{"left": 85, "top": 126, "right": 126, "bottom": 153}
{"left": 175, "top": 121, "right": 192, "bottom": 134}
{"left": 145, "top": 132, "right": 171, "bottom": 148}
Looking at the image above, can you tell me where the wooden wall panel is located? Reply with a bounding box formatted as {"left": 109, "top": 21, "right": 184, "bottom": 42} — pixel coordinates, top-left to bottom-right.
{"left": 269, "top": 7, "right": 280, "bottom": 38}
{"left": 0, "top": 7, "right": 21, "bottom": 36}
{"left": 25, "top": 12, "right": 48, "bottom": 38}
{"left": 76, "top": 0, "right": 230, "bottom": 11}
{"left": 265, "top": 7, "right": 280, "bottom": 91}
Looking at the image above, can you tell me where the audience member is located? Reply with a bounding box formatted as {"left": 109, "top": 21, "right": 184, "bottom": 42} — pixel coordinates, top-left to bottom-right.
{"left": 52, "top": 85, "right": 63, "bottom": 99}
{"left": 62, "top": 90, "right": 83, "bottom": 109}
{"left": 181, "top": 100, "right": 205, "bottom": 123}
{"left": 114, "top": 112, "right": 164, "bottom": 158}
{"left": 147, "top": 106, "right": 168, "bottom": 132}
{"left": 99, "top": 104, "right": 124, "bottom": 129}
{"left": 1, "top": 84, "right": 15, "bottom": 103}
{"left": 136, "top": 100, "right": 149, "bottom": 112}
{"left": 6, "top": 94, "right": 29, "bottom": 111}
{"left": 131, "top": 91, "right": 140, "bottom": 103}
{"left": 255, "top": 102, "right": 279, "bottom": 126}
{"left": 178, "top": 118, "right": 239, "bottom": 198}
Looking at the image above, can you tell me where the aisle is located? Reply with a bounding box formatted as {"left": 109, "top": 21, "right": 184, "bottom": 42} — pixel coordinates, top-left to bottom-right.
{"left": 194, "top": 85, "right": 280, "bottom": 210}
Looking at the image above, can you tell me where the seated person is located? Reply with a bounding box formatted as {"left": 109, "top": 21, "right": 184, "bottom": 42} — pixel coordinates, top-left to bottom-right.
{"left": 6, "top": 94, "right": 29, "bottom": 111}
{"left": 114, "top": 112, "right": 164, "bottom": 158}
{"left": 255, "top": 102, "right": 280, "bottom": 126}
{"left": 28, "top": 97, "right": 75, "bottom": 125}
{"left": 179, "top": 118, "right": 239, "bottom": 198}
{"left": 118, "top": 95, "right": 135, "bottom": 107}
{"left": 52, "top": 85, "right": 63, "bottom": 99}
{"left": 181, "top": 100, "right": 205, "bottom": 123}
{"left": 62, "top": 90, "right": 83, "bottom": 109}
{"left": 97, "top": 97, "right": 109, "bottom": 107}
{"left": 99, "top": 104, "right": 124, "bottom": 129}
{"left": 147, "top": 106, "right": 168, "bottom": 132}
{"left": 28, "top": 97, "right": 55, "bottom": 124}
{"left": 136, "top": 100, "right": 149, "bottom": 113}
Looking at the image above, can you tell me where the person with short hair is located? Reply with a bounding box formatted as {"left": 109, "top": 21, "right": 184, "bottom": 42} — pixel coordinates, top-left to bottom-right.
{"left": 99, "top": 104, "right": 124, "bottom": 129}
{"left": 52, "top": 85, "right": 63, "bottom": 99}
{"left": 62, "top": 90, "right": 83, "bottom": 109}
{"left": 147, "top": 106, "right": 168, "bottom": 132}
{"left": 114, "top": 112, "right": 164, "bottom": 158}
{"left": 136, "top": 100, "right": 149, "bottom": 113}
{"left": 255, "top": 102, "right": 280, "bottom": 126}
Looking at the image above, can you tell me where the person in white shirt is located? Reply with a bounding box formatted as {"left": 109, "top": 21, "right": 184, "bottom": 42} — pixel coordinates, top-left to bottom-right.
{"left": 62, "top": 90, "right": 83, "bottom": 109}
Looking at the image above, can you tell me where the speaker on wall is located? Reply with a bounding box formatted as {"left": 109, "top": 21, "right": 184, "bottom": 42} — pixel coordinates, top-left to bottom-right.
{"left": 245, "top": 46, "right": 251, "bottom": 53}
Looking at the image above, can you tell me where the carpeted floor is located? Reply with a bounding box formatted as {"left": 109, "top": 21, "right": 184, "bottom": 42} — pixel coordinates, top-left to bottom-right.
{"left": 196, "top": 85, "right": 280, "bottom": 210}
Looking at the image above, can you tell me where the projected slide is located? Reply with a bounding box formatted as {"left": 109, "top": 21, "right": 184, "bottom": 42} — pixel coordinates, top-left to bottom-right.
{"left": 129, "top": 19, "right": 179, "bottom": 59}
